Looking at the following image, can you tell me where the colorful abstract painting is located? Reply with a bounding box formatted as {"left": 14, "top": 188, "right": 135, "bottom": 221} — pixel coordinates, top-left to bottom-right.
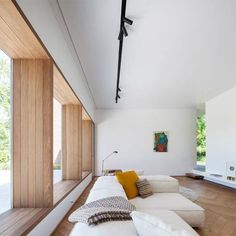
{"left": 153, "top": 132, "right": 168, "bottom": 152}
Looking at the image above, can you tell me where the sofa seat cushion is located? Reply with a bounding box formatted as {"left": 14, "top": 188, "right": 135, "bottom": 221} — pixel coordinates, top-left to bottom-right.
{"left": 69, "top": 210, "right": 199, "bottom": 236}
{"left": 130, "top": 193, "right": 204, "bottom": 227}
{"left": 70, "top": 221, "right": 137, "bottom": 236}
{"left": 140, "top": 175, "right": 179, "bottom": 193}
{"left": 131, "top": 211, "right": 198, "bottom": 236}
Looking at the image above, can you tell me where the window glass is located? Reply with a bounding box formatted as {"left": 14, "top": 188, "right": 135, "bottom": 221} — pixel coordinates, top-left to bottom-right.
{"left": 0, "top": 49, "right": 11, "bottom": 214}
{"left": 53, "top": 98, "right": 62, "bottom": 183}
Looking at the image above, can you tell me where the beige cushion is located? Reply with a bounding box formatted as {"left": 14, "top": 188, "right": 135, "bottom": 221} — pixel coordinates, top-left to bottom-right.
{"left": 130, "top": 193, "right": 204, "bottom": 227}
{"left": 140, "top": 175, "right": 179, "bottom": 193}
{"left": 131, "top": 211, "right": 198, "bottom": 236}
{"left": 136, "top": 179, "right": 153, "bottom": 198}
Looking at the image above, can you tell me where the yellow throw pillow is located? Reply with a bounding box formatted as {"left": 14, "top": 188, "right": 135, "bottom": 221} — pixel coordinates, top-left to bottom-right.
{"left": 116, "top": 171, "right": 139, "bottom": 199}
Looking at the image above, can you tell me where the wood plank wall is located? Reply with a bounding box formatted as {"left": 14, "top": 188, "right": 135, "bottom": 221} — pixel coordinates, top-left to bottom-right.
{"left": 91, "top": 123, "right": 95, "bottom": 176}
{"left": 53, "top": 66, "right": 79, "bottom": 105}
{"left": 62, "top": 105, "right": 82, "bottom": 180}
{"left": 0, "top": 1, "right": 48, "bottom": 59}
{"left": 82, "top": 120, "right": 93, "bottom": 172}
{"left": 13, "top": 59, "right": 53, "bottom": 208}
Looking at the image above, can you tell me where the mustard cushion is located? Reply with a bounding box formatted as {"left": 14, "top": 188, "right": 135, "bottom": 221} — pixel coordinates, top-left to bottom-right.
{"left": 116, "top": 171, "right": 139, "bottom": 199}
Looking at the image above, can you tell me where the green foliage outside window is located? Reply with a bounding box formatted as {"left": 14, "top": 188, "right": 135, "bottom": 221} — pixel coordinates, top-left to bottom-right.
{"left": 197, "top": 115, "right": 206, "bottom": 165}
{"left": 0, "top": 52, "right": 10, "bottom": 170}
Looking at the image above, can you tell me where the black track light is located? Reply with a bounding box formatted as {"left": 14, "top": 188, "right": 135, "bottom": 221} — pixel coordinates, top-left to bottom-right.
{"left": 123, "top": 17, "right": 133, "bottom": 25}
{"left": 118, "top": 31, "right": 122, "bottom": 40}
{"left": 115, "top": 94, "right": 121, "bottom": 103}
{"left": 121, "top": 25, "right": 128, "bottom": 37}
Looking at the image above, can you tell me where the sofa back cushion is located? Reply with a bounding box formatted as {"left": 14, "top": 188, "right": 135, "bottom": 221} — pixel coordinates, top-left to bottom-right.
{"left": 140, "top": 175, "right": 179, "bottom": 193}
{"left": 116, "top": 171, "right": 139, "bottom": 199}
{"left": 86, "top": 176, "right": 127, "bottom": 203}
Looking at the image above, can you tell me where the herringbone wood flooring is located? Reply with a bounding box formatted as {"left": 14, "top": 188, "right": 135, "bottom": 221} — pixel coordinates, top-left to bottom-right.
{"left": 52, "top": 177, "right": 236, "bottom": 236}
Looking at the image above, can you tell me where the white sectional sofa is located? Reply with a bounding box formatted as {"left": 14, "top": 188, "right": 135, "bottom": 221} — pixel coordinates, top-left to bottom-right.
{"left": 70, "top": 175, "right": 205, "bottom": 236}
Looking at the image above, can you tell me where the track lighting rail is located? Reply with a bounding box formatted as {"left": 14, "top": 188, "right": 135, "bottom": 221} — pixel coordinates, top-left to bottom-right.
{"left": 115, "top": 0, "right": 133, "bottom": 103}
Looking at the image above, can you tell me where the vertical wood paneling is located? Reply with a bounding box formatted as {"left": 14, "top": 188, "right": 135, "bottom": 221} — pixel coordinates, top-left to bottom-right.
{"left": 28, "top": 60, "right": 36, "bottom": 207}
{"left": 62, "top": 105, "right": 82, "bottom": 180}
{"left": 82, "top": 120, "right": 92, "bottom": 172}
{"left": 20, "top": 60, "right": 29, "bottom": 207}
{"left": 35, "top": 60, "right": 43, "bottom": 206}
{"left": 42, "top": 60, "right": 53, "bottom": 207}
{"left": 13, "top": 59, "right": 21, "bottom": 207}
{"left": 92, "top": 123, "right": 95, "bottom": 176}
{"left": 62, "top": 105, "right": 67, "bottom": 180}
{"left": 13, "top": 59, "right": 53, "bottom": 208}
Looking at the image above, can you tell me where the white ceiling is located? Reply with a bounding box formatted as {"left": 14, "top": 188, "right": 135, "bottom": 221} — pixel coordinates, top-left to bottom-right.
{"left": 57, "top": 0, "right": 236, "bottom": 109}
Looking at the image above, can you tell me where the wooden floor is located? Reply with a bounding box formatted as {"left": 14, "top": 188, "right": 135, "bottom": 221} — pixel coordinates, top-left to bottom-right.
{"left": 53, "top": 177, "right": 236, "bottom": 236}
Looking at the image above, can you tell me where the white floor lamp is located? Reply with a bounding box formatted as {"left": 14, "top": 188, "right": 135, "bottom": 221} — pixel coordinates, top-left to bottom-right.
{"left": 101, "top": 151, "right": 118, "bottom": 175}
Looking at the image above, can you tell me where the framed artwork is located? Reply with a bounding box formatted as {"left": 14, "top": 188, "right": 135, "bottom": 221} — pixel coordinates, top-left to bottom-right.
{"left": 153, "top": 132, "right": 168, "bottom": 152}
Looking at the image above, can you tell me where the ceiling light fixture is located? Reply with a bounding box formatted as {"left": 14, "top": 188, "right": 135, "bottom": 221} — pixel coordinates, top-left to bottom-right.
{"left": 115, "top": 0, "right": 133, "bottom": 103}
{"left": 123, "top": 17, "right": 133, "bottom": 25}
{"left": 121, "top": 25, "right": 128, "bottom": 37}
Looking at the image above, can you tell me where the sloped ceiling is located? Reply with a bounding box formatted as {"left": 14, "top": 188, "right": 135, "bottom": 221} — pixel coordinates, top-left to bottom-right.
{"left": 56, "top": 0, "right": 236, "bottom": 109}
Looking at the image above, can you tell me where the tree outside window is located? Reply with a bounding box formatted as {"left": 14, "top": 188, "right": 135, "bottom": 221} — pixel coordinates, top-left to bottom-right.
{"left": 0, "top": 51, "right": 10, "bottom": 170}
{"left": 197, "top": 115, "right": 206, "bottom": 165}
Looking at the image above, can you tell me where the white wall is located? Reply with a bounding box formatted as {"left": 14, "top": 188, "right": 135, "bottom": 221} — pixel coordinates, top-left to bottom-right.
{"left": 96, "top": 109, "right": 197, "bottom": 176}
{"left": 16, "top": 0, "right": 95, "bottom": 120}
{"left": 206, "top": 86, "right": 236, "bottom": 175}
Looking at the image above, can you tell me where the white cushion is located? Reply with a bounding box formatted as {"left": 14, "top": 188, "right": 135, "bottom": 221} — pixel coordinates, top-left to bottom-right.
{"left": 70, "top": 221, "right": 137, "bottom": 236}
{"left": 69, "top": 210, "right": 199, "bottom": 236}
{"left": 137, "top": 210, "right": 199, "bottom": 235}
{"left": 130, "top": 193, "right": 204, "bottom": 227}
{"left": 131, "top": 211, "right": 198, "bottom": 236}
{"left": 140, "top": 175, "right": 179, "bottom": 193}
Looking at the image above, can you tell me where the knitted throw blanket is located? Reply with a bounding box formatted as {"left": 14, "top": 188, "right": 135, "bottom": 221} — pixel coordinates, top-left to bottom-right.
{"left": 68, "top": 196, "right": 136, "bottom": 225}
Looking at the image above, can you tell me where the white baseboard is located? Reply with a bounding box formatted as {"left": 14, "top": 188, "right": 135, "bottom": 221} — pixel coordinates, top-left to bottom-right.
{"left": 28, "top": 174, "right": 92, "bottom": 236}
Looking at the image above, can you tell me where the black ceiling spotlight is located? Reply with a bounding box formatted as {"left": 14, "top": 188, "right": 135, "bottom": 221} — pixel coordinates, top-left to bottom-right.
{"left": 118, "top": 31, "right": 123, "bottom": 40}
{"left": 121, "top": 25, "right": 128, "bottom": 37}
{"left": 115, "top": 0, "right": 133, "bottom": 103}
{"left": 123, "top": 17, "right": 133, "bottom": 25}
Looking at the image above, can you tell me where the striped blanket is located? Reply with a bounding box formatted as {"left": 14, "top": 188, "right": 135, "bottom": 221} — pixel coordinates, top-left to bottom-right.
{"left": 68, "top": 196, "right": 136, "bottom": 225}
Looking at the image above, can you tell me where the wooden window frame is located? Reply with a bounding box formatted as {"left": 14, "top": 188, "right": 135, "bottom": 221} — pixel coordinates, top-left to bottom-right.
{"left": 0, "top": 0, "right": 96, "bottom": 234}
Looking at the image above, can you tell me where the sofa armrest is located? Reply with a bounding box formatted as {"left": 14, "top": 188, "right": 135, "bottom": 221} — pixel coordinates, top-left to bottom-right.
{"left": 140, "top": 175, "right": 179, "bottom": 193}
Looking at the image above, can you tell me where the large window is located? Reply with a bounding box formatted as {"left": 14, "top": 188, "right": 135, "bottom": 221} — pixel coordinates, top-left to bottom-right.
{"left": 197, "top": 115, "right": 206, "bottom": 167}
{"left": 0, "top": 50, "right": 11, "bottom": 214}
{"left": 53, "top": 98, "right": 62, "bottom": 184}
